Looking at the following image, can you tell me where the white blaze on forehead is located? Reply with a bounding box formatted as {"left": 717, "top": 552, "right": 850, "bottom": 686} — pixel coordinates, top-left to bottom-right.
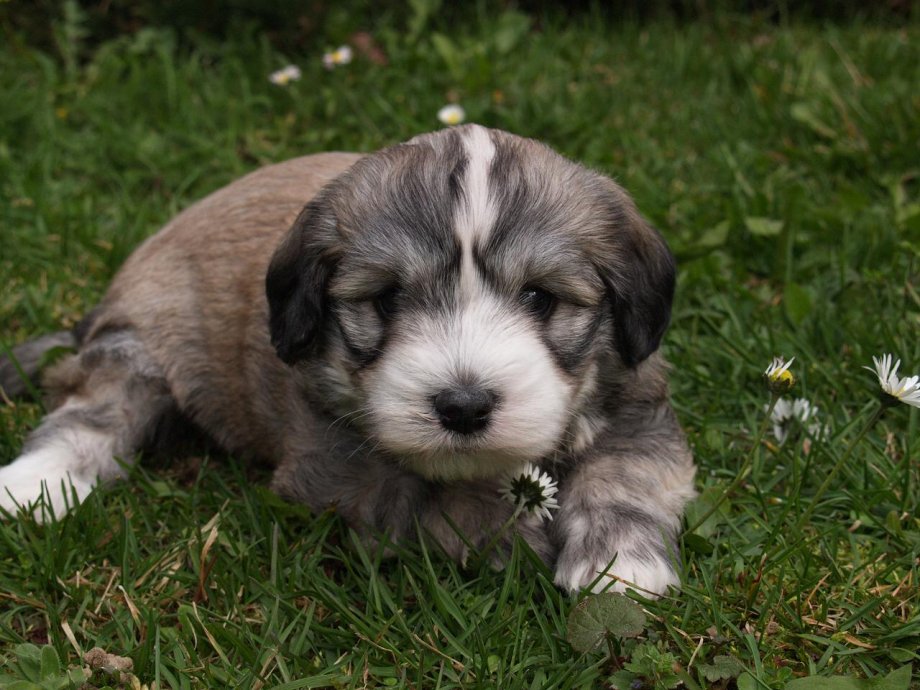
{"left": 456, "top": 126, "right": 498, "bottom": 296}
{"left": 360, "top": 126, "right": 575, "bottom": 480}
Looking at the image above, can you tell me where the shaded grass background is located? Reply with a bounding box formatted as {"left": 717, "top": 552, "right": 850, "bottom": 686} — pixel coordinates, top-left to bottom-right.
{"left": 1, "top": 2, "right": 919, "bottom": 687}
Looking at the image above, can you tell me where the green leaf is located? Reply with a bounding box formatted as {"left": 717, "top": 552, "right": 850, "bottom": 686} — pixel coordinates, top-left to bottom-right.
{"left": 697, "top": 219, "right": 731, "bottom": 249}
{"left": 676, "top": 670, "right": 704, "bottom": 690}
{"left": 783, "top": 282, "right": 813, "bottom": 325}
{"left": 38, "top": 646, "right": 61, "bottom": 680}
{"left": 492, "top": 11, "right": 531, "bottom": 54}
{"left": 699, "top": 654, "right": 746, "bottom": 682}
{"left": 12, "top": 645, "right": 42, "bottom": 683}
{"left": 608, "top": 670, "right": 639, "bottom": 689}
{"left": 884, "top": 509, "right": 903, "bottom": 537}
{"left": 430, "top": 33, "right": 462, "bottom": 80}
{"left": 790, "top": 102, "right": 837, "bottom": 139}
{"left": 685, "top": 486, "right": 731, "bottom": 538}
{"left": 745, "top": 216, "right": 784, "bottom": 237}
{"left": 407, "top": 0, "right": 442, "bottom": 41}
{"left": 887, "top": 647, "right": 918, "bottom": 663}
{"left": 784, "top": 665, "right": 912, "bottom": 690}
{"left": 67, "top": 668, "right": 88, "bottom": 687}
{"left": 683, "top": 533, "right": 714, "bottom": 555}
{"left": 0, "top": 682, "right": 43, "bottom": 690}
{"left": 737, "top": 672, "right": 759, "bottom": 690}
{"left": 566, "top": 593, "right": 648, "bottom": 653}
{"left": 148, "top": 480, "right": 188, "bottom": 499}
{"left": 486, "top": 655, "right": 500, "bottom": 674}
{"left": 625, "top": 643, "right": 681, "bottom": 687}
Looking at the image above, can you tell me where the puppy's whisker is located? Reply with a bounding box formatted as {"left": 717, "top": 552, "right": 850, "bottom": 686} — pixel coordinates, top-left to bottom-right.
{"left": 344, "top": 435, "right": 379, "bottom": 462}
{"left": 325, "top": 407, "right": 372, "bottom": 435}
{"left": 325, "top": 407, "right": 376, "bottom": 434}
{"left": 362, "top": 441, "right": 384, "bottom": 460}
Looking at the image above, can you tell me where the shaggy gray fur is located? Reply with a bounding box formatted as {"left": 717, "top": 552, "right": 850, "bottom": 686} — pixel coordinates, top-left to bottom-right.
{"left": 2, "top": 127, "right": 695, "bottom": 595}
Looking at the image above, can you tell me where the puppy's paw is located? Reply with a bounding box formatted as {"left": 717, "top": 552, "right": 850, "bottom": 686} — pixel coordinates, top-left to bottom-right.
{"left": 0, "top": 449, "right": 97, "bottom": 522}
{"left": 554, "top": 548, "right": 678, "bottom": 597}
{"left": 553, "top": 510, "right": 680, "bottom": 597}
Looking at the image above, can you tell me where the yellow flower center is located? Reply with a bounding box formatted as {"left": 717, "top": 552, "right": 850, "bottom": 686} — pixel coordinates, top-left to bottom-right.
{"left": 773, "top": 369, "right": 794, "bottom": 385}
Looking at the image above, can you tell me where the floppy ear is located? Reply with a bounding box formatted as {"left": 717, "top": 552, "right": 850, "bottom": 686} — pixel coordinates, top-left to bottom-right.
{"left": 265, "top": 199, "right": 338, "bottom": 364}
{"left": 599, "top": 198, "right": 676, "bottom": 368}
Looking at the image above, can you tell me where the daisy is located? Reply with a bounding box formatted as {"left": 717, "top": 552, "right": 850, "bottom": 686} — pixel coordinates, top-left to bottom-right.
{"left": 322, "top": 46, "right": 353, "bottom": 70}
{"left": 866, "top": 354, "right": 920, "bottom": 408}
{"left": 764, "top": 356, "right": 795, "bottom": 394}
{"left": 268, "top": 65, "right": 301, "bottom": 86}
{"left": 768, "top": 397, "right": 828, "bottom": 443}
{"left": 437, "top": 104, "right": 466, "bottom": 126}
{"left": 500, "top": 463, "right": 559, "bottom": 522}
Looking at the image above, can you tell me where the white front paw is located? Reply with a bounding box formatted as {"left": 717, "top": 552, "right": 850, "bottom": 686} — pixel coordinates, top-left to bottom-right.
{"left": 554, "top": 551, "right": 678, "bottom": 597}
{"left": 0, "top": 449, "right": 98, "bottom": 522}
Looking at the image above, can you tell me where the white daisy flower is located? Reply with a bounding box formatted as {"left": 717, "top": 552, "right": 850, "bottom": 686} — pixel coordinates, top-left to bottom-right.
{"left": 768, "top": 397, "right": 829, "bottom": 443}
{"left": 322, "top": 45, "right": 353, "bottom": 70}
{"left": 866, "top": 354, "right": 920, "bottom": 408}
{"left": 500, "top": 463, "right": 559, "bottom": 522}
{"left": 437, "top": 104, "right": 466, "bottom": 126}
{"left": 764, "top": 355, "right": 795, "bottom": 393}
{"left": 269, "top": 65, "right": 302, "bottom": 86}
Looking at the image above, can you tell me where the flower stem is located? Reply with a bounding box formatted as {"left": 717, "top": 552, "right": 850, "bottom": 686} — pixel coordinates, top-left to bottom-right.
{"left": 474, "top": 503, "right": 525, "bottom": 569}
{"left": 778, "top": 403, "right": 886, "bottom": 540}
{"left": 684, "top": 393, "right": 780, "bottom": 535}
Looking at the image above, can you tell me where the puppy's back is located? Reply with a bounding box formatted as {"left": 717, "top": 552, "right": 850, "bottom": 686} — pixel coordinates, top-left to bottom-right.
{"left": 81, "top": 153, "right": 363, "bottom": 457}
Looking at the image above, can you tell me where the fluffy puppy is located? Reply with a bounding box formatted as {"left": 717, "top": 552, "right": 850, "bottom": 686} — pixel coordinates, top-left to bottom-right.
{"left": 0, "top": 125, "right": 695, "bottom": 595}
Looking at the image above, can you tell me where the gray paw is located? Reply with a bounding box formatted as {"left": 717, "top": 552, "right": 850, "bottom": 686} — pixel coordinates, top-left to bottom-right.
{"left": 553, "top": 509, "right": 679, "bottom": 597}
{"left": 554, "top": 546, "right": 678, "bottom": 596}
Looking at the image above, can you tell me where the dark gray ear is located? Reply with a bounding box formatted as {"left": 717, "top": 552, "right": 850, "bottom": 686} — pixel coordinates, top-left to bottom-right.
{"left": 265, "top": 199, "right": 338, "bottom": 364}
{"left": 599, "top": 202, "right": 676, "bottom": 368}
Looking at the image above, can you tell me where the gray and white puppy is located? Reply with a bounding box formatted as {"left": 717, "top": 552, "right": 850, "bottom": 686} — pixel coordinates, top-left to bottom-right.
{"left": 0, "top": 125, "right": 695, "bottom": 596}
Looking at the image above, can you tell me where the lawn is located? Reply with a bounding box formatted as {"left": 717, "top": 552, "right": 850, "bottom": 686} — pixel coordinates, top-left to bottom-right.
{"left": 1, "top": 3, "right": 918, "bottom": 688}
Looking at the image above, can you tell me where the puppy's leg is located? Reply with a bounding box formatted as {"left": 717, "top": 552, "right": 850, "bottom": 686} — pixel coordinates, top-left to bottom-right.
{"left": 553, "top": 405, "right": 696, "bottom": 597}
{"left": 421, "top": 480, "right": 556, "bottom": 567}
{"left": 0, "top": 331, "right": 173, "bottom": 521}
{"left": 272, "top": 450, "right": 554, "bottom": 564}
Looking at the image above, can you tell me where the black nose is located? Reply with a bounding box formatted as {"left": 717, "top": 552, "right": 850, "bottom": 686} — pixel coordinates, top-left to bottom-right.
{"left": 433, "top": 387, "right": 497, "bottom": 435}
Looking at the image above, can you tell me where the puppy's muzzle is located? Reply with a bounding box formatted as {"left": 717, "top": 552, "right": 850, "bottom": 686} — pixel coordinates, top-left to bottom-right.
{"left": 433, "top": 387, "right": 497, "bottom": 435}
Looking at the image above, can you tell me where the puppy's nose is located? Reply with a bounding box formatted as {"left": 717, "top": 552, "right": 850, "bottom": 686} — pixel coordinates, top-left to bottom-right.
{"left": 433, "top": 387, "right": 496, "bottom": 435}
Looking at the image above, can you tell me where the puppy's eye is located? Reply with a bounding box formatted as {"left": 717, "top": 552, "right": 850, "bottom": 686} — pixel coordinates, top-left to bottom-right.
{"left": 519, "top": 287, "right": 556, "bottom": 320}
{"left": 373, "top": 286, "right": 401, "bottom": 321}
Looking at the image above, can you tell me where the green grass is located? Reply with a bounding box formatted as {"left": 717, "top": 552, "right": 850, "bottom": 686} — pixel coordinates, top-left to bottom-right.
{"left": 1, "top": 5, "right": 919, "bottom": 688}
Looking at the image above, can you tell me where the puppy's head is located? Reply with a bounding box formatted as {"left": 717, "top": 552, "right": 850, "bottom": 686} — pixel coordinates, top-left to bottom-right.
{"left": 267, "top": 125, "right": 674, "bottom": 480}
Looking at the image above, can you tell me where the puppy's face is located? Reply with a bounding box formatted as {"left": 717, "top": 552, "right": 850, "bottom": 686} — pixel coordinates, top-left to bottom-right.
{"left": 267, "top": 126, "right": 674, "bottom": 480}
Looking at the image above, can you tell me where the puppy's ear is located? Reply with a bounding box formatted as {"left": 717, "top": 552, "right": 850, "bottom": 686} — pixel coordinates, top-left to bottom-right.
{"left": 598, "top": 191, "right": 676, "bottom": 368}
{"left": 266, "top": 199, "right": 338, "bottom": 364}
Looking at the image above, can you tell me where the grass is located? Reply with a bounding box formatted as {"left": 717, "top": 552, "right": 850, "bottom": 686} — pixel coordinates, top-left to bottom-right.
{"left": 1, "top": 4, "right": 919, "bottom": 688}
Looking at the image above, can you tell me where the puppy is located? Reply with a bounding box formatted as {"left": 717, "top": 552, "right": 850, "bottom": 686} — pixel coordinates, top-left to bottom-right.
{"left": 0, "top": 125, "right": 695, "bottom": 595}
